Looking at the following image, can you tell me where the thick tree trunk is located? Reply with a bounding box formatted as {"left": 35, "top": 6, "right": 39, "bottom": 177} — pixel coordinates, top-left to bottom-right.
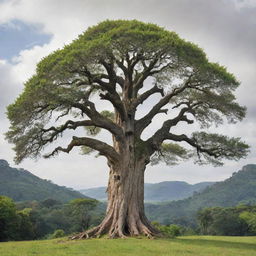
{"left": 71, "top": 159, "right": 159, "bottom": 239}
{"left": 71, "top": 111, "right": 159, "bottom": 239}
{"left": 71, "top": 121, "right": 159, "bottom": 239}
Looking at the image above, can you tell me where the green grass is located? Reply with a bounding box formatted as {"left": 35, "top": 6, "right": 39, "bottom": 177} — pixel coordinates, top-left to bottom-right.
{"left": 0, "top": 236, "right": 255, "bottom": 256}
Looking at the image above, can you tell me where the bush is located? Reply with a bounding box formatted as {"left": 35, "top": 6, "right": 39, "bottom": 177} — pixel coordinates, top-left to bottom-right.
{"left": 152, "top": 222, "right": 181, "bottom": 238}
{"left": 168, "top": 224, "right": 181, "bottom": 237}
{"left": 50, "top": 229, "right": 65, "bottom": 238}
{"left": 240, "top": 211, "right": 256, "bottom": 233}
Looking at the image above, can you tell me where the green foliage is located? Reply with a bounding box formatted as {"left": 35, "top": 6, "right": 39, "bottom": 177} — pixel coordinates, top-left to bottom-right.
{"left": 197, "top": 205, "right": 256, "bottom": 236}
{"left": 152, "top": 222, "right": 181, "bottom": 238}
{"left": 50, "top": 229, "right": 65, "bottom": 239}
{"left": 240, "top": 211, "right": 256, "bottom": 233}
{"left": 83, "top": 110, "right": 114, "bottom": 137}
{"left": 100, "top": 110, "right": 114, "bottom": 121}
{"left": 67, "top": 198, "right": 99, "bottom": 231}
{"left": 80, "top": 146, "right": 95, "bottom": 155}
{"left": 0, "top": 196, "right": 17, "bottom": 241}
{"left": 191, "top": 132, "right": 249, "bottom": 166}
{"left": 0, "top": 197, "right": 38, "bottom": 241}
{"left": 16, "top": 208, "right": 36, "bottom": 240}
{"left": 145, "top": 164, "right": 256, "bottom": 226}
{"left": 84, "top": 126, "right": 101, "bottom": 136}
{"left": 5, "top": 20, "right": 248, "bottom": 167}
{"left": 40, "top": 199, "right": 61, "bottom": 208}
{"left": 151, "top": 143, "right": 190, "bottom": 166}
{"left": 0, "top": 195, "right": 104, "bottom": 241}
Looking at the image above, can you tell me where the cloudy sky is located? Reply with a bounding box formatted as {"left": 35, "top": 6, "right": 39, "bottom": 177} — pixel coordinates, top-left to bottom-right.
{"left": 0, "top": 0, "right": 255, "bottom": 189}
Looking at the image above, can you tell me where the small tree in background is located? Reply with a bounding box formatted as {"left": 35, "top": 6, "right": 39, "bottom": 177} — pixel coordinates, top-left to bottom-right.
{"left": 6, "top": 20, "right": 249, "bottom": 238}
{"left": 0, "top": 196, "right": 18, "bottom": 241}
{"left": 240, "top": 211, "right": 256, "bottom": 233}
{"left": 67, "top": 198, "right": 98, "bottom": 232}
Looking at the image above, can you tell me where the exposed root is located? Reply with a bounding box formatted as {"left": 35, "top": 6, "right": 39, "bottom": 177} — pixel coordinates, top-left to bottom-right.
{"left": 70, "top": 220, "right": 161, "bottom": 240}
{"left": 70, "top": 225, "right": 101, "bottom": 240}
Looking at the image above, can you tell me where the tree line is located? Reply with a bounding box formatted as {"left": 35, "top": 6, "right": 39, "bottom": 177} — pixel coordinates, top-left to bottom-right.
{"left": 1, "top": 194, "right": 256, "bottom": 241}
{"left": 197, "top": 205, "right": 256, "bottom": 236}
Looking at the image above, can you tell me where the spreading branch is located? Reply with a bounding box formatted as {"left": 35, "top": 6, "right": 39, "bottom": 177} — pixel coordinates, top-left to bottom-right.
{"left": 135, "top": 75, "right": 194, "bottom": 135}
{"left": 162, "top": 132, "right": 249, "bottom": 164}
{"left": 45, "top": 136, "right": 120, "bottom": 163}
{"left": 71, "top": 102, "right": 124, "bottom": 140}
{"left": 133, "top": 83, "right": 164, "bottom": 108}
{"left": 71, "top": 66, "right": 126, "bottom": 120}
{"left": 42, "top": 120, "right": 94, "bottom": 141}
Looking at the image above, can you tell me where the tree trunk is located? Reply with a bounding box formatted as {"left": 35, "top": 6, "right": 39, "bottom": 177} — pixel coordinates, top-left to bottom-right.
{"left": 71, "top": 117, "right": 159, "bottom": 239}
{"left": 71, "top": 111, "right": 159, "bottom": 239}
{"left": 71, "top": 158, "right": 159, "bottom": 239}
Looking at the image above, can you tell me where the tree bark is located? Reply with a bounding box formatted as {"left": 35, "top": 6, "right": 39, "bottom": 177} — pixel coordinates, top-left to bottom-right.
{"left": 71, "top": 159, "right": 158, "bottom": 239}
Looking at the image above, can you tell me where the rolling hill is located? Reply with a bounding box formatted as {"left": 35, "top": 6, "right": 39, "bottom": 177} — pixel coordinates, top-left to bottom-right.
{"left": 0, "top": 159, "right": 86, "bottom": 202}
{"left": 145, "top": 164, "right": 256, "bottom": 225}
{"left": 80, "top": 181, "right": 214, "bottom": 202}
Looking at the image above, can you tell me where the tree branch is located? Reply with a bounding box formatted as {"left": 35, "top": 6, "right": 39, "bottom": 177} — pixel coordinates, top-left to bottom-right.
{"left": 135, "top": 76, "right": 193, "bottom": 135}
{"left": 146, "top": 107, "right": 193, "bottom": 150}
{"left": 133, "top": 83, "right": 164, "bottom": 108}
{"left": 100, "top": 59, "right": 124, "bottom": 88}
{"left": 133, "top": 58, "right": 159, "bottom": 94}
{"left": 41, "top": 120, "right": 94, "bottom": 142}
{"left": 71, "top": 66, "right": 126, "bottom": 118}
{"left": 44, "top": 136, "right": 120, "bottom": 163}
{"left": 99, "top": 92, "right": 127, "bottom": 120}
{"left": 164, "top": 133, "right": 218, "bottom": 157}
{"left": 155, "top": 132, "right": 249, "bottom": 165}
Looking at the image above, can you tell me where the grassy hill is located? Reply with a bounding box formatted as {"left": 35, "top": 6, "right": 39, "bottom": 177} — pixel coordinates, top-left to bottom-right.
{"left": 146, "top": 164, "right": 256, "bottom": 225}
{"left": 0, "top": 236, "right": 255, "bottom": 256}
{"left": 80, "top": 181, "right": 214, "bottom": 202}
{"left": 0, "top": 159, "right": 86, "bottom": 202}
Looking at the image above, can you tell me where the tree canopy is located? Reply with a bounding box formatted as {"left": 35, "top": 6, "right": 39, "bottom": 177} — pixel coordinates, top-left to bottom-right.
{"left": 6, "top": 20, "right": 248, "bottom": 166}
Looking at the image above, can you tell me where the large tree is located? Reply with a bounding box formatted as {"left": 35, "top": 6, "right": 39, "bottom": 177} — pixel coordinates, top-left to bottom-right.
{"left": 6, "top": 20, "right": 249, "bottom": 238}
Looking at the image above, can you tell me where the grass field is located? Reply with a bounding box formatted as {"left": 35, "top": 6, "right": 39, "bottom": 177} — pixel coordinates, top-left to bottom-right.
{"left": 0, "top": 236, "right": 255, "bottom": 256}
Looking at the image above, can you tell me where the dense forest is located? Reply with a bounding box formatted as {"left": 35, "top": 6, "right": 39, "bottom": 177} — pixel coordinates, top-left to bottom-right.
{"left": 0, "top": 195, "right": 104, "bottom": 241}
{"left": 197, "top": 205, "right": 256, "bottom": 236}
{"left": 1, "top": 195, "right": 255, "bottom": 241}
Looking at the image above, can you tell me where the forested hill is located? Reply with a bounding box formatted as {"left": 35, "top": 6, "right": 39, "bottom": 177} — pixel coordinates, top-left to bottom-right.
{"left": 80, "top": 181, "right": 214, "bottom": 202}
{"left": 0, "top": 159, "right": 86, "bottom": 202}
{"left": 146, "top": 164, "right": 256, "bottom": 225}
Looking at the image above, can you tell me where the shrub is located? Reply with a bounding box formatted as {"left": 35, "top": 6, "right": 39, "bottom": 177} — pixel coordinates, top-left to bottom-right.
{"left": 50, "top": 229, "right": 65, "bottom": 238}
{"left": 152, "top": 222, "right": 181, "bottom": 238}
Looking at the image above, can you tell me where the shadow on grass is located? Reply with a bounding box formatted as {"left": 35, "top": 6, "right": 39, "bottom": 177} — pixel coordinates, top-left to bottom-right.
{"left": 172, "top": 238, "right": 256, "bottom": 251}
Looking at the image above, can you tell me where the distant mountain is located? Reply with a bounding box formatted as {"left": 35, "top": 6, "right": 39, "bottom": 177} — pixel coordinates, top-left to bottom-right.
{"left": 144, "top": 181, "right": 214, "bottom": 202}
{"left": 146, "top": 164, "right": 256, "bottom": 225}
{"left": 80, "top": 181, "right": 214, "bottom": 202}
{"left": 0, "top": 159, "right": 86, "bottom": 202}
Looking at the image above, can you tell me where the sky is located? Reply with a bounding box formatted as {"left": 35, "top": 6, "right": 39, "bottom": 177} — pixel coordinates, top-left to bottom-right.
{"left": 0, "top": 0, "right": 256, "bottom": 189}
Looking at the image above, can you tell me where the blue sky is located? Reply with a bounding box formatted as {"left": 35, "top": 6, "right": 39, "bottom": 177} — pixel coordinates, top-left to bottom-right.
{"left": 0, "top": 0, "right": 255, "bottom": 189}
{"left": 0, "top": 19, "right": 51, "bottom": 61}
